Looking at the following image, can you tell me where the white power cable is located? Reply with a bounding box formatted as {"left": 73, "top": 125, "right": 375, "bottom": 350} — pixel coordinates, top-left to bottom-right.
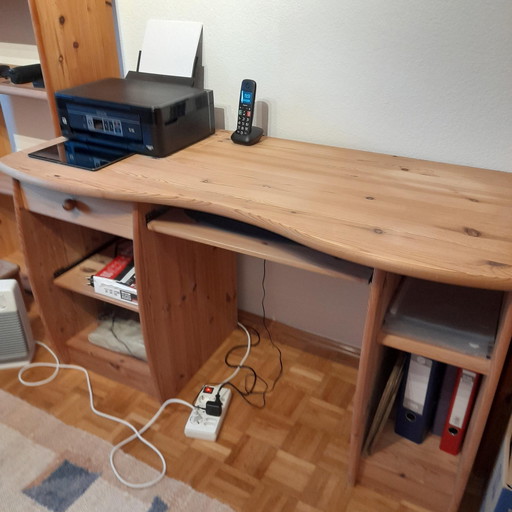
{"left": 218, "top": 321, "right": 252, "bottom": 388}
{"left": 17, "top": 321, "right": 253, "bottom": 488}
{"left": 18, "top": 340, "right": 191, "bottom": 488}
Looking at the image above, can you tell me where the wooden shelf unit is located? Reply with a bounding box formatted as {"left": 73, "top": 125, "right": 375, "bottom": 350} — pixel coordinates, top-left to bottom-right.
{"left": 0, "top": 0, "right": 121, "bottom": 265}
{"left": 350, "top": 270, "right": 512, "bottom": 512}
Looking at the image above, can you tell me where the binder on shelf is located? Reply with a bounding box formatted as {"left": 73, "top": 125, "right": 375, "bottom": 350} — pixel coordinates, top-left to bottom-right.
{"left": 432, "top": 365, "right": 459, "bottom": 436}
{"left": 440, "top": 368, "right": 480, "bottom": 455}
{"left": 394, "top": 353, "right": 445, "bottom": 444}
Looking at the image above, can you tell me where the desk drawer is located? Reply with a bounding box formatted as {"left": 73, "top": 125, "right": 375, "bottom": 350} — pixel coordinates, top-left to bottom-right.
{"left": 20, "top": 183, "right": 133, "bottom": 239}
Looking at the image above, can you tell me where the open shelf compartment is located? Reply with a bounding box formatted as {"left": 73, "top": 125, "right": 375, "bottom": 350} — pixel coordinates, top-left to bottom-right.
{"left": 53, "top": 239, "right": 138, "bottom": 313}
{"left": 148, "top": 207, "right": 372, "bottom": 282}
{"left": 380, "top": 276, "right": 503, "bottom": 373}
{"left": 66, "top": 322, "right": 154, "bottom": 397}
{"left": 359, "top": 419, "right": 459, "bottom": 512}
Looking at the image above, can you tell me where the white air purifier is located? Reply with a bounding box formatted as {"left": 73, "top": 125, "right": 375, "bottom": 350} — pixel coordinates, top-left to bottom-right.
{"left": 0, "top": 279, "right": 35, "bottom": 368}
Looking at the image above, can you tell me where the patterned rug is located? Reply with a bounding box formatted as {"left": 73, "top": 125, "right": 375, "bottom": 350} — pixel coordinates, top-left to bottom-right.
{"left": 0, "top": 389, "right": 234, "bottom": 512}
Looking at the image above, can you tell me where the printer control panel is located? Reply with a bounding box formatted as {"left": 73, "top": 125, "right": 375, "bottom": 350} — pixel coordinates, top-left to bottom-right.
{"left": 86, "top": 115, "right": 123, "bottom": 136}
{"left": 62, "top": 105, "right": 142, "bottom": 142}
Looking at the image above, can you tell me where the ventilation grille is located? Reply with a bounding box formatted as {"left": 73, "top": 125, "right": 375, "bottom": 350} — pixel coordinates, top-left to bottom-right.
{"left": 0, "top": 279, "right": 34, "bottom": 368}
{"left": 0, "top": 310, "right": 29, "bottom": 362}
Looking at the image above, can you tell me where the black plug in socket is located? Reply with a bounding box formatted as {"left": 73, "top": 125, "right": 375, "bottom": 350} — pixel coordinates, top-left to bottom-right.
{"left": 205, "top": 396, "right": 223, "bottom": 417}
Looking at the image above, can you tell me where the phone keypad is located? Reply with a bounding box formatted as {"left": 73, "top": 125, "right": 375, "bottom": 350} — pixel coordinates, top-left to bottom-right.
{"left": 237, "top": 108, "right": 252, "bottom": 135}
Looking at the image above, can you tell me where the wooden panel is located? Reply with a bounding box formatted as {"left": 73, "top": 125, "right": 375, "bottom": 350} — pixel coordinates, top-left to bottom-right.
{"left": 0, "top": 193, "right": 18, "bottom": 257}
{"left": 348, "top": 270, "right": 402, "bottom": 484}
{"left": 21, "top": 182, "right": 133, "bottom": 239}
{"left": 471, "top": 328, "right": 512, "bottom": 490}
{"left": 134, "top": 203, "right": 238, "bottom": 401}
{"left": 28, "top": 0, "right": 120, "bottom": 132}
{"left": 149, "top": 208, "right": 372, "bottom": 283}
{"left": 379, "top": 332, "right": 491, "bottom": 375}
{"left": 446, "top": 291, "right": 512, "bottom": 511}
{"left": 3, "top": 131, "right": 512, "bottom": 290}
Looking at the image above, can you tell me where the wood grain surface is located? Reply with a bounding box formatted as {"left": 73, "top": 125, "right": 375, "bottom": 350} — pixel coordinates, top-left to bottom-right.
{"left": 2, "top": 131, "right": 512, "bottom": 290}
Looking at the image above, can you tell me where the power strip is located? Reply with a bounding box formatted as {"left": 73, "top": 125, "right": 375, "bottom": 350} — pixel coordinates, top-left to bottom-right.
{"left": 184, "top": 385, "right": 232, "bottom": 441}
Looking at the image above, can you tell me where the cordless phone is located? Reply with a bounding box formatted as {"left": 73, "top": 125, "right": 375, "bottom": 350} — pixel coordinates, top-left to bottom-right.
{"left": 231, "top": 79, "right": 263, "bottom": 145}
{"left": 236, "top": 79, "right": 256, "bottom": 135}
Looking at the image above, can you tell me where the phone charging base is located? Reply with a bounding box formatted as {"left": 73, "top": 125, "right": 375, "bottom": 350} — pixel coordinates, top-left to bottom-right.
{"left": 231, "top": 126, "right": 263, "bottom": 146}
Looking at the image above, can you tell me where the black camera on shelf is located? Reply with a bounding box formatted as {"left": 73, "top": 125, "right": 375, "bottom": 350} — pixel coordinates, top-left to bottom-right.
{"left": 0, "top": 63, "right": 44, "bottom": 87}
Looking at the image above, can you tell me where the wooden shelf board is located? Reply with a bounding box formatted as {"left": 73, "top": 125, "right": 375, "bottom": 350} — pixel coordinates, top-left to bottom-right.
{"left": 379, "top": 331, "right": 491, "bottom": 375}
{"left": 0, "top": 79, "right": 47, "bottom": 100}
{"left": 66, "top": 323, "right": 155, "bottom": 397}
{"left": 359, "top": 420, "right": 459, "bottom": 512}
{"left": 53, "top": 247, "right": 139, "bottom": 314}
{"left": 148, "top": 208, "right": 373, "bottom": 283}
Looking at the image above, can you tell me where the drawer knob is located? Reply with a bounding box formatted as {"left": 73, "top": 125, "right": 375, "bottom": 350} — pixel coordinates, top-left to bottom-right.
{"left": 62, "top": 198, "right": 77, "bottom": 211}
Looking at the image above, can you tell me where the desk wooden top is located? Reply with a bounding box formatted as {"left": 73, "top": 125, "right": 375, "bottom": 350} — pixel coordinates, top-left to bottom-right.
{"left": 2, "top": 130, "right": 512, "bottom": 290}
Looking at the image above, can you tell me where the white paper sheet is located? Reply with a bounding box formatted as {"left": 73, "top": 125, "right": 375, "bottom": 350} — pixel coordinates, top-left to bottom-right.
{"left": 138, "top": 19, "right": 202, "bottom": 78}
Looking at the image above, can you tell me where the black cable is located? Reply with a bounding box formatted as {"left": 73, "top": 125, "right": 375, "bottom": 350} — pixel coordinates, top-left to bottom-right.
{"left": 219, "top": 260, "right": 284, "bottom": 408}
{"left": 260, "top": 260, "right": 284, "bottom": 392}
{"left": 221, "top": 326, "right": 270, "bottom": 408}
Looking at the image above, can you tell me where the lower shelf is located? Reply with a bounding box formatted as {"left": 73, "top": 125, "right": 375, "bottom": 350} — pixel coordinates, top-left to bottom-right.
{"left": 66, "top": 323, "right": 156, "bottom": 397}
{"left": 359, "top": 421, "right": 459, "bottom": 512}
{"left": 53, "top": 241, "right": 138, "bottom": 313}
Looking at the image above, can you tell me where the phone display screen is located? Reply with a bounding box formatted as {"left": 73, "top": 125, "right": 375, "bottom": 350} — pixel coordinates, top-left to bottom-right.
{"left": 241, "top": 90, "right": 253, "bottom": 105}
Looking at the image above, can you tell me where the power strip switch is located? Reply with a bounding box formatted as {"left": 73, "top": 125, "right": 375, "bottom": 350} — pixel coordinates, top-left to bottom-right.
{"left": 184, "top": 385, "right": 232, "bottom": 441}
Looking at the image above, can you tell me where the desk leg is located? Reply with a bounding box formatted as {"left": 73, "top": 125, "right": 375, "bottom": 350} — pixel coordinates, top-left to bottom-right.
{"left": 134, "top": 204, "right": 237, "bottom": 401}
{"left": 348, "top": 269, "right": 401, "bottom": 484}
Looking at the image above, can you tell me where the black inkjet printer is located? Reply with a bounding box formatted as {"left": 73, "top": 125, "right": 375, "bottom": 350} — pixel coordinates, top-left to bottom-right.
{"left": 29, "top": 72, "right": 215, "bottom": 170}
{"left": 54, "top": 71, "right": 215, "bottom": 158}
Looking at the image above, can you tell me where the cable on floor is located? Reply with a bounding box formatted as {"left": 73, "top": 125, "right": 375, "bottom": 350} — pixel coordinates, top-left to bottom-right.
{"left": 17, "top": 321, "right": 253, "bottom": 489}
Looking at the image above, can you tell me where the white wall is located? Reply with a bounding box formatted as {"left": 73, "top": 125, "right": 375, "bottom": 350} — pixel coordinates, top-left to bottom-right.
{"left": 115, "top": 0, "right": 512, "bottom": 348}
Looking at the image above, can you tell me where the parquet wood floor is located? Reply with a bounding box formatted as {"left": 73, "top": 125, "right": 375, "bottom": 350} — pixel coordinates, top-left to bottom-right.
{"left": 0, "top": 313, "right": 433, "bottom": 512}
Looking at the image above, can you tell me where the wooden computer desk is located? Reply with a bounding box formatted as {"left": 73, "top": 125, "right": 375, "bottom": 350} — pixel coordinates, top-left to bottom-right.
{"left": 2, "top": 130, "right": 512, "bottom": 512}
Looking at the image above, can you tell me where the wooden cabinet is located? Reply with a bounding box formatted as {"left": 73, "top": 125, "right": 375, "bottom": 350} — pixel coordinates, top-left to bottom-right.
{"left": 0, "top": 0, "right": 120, "bottom": 263}
{"left": 349, "top": 270, "right": 512, "bottom": 512}
{"left": 12, "top": 182, "right": 240, "bottom": 400}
